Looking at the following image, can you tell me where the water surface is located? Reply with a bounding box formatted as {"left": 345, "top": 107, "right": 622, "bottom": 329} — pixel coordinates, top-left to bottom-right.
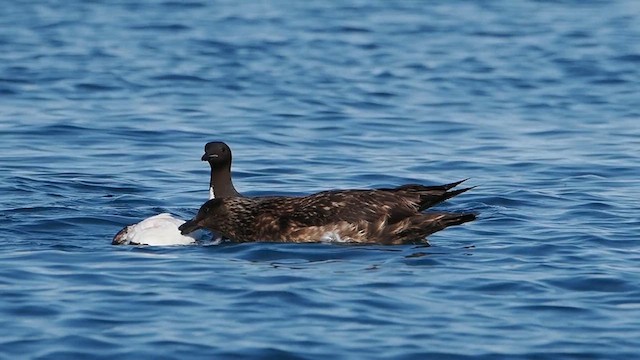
{"left": 1, "top": 1, "right": 640, "bottom": 359}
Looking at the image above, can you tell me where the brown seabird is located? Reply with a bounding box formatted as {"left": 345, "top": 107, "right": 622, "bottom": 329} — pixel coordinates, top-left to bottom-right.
{"left": 179, "top": 180, "right": 476, "bottom": 245}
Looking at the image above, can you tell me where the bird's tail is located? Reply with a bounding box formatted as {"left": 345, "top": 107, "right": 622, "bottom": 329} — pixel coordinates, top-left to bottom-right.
{"left": 395, "top": 212, "right": 476, "bottom": 244}
{"left": 392, "top": 179, "right": 475, "bottom": 211}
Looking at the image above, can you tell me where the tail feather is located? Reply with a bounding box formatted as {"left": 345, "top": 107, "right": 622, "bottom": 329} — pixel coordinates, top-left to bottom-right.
{"left": 394, "top": 212, "right": 476, "bottom": 244}
{"left": 416, "top": 185, "right": 475, "bottom": 211}
{"left": 386, "top": 179, "right": 473, "bottom": 211}
{"left": 420, "top": 212, "right": 476, "bottom": 234}
{"left": 393, "top": 178, "right": 468, "bottom": 192}
{"left": 421, "top": 185, "right": 476, "bottom": 210}
{"left": 438, "top": 212, "right": 476, "bottom": 227}
{"left": 440, "top": 178, "right": 469, "bottom": 190}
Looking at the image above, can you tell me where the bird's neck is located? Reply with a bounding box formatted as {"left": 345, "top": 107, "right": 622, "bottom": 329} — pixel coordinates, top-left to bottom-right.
{"left": 209, "top": 162, "right": 239, "bottom": 198}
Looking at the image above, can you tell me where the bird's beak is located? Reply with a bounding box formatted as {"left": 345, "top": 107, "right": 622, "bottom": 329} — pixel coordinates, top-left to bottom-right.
{"left": 179, "top": 219, "right": 201, "bottom": 235}
{"left": 201, "top": 153, "right": 219, "bottom": 161}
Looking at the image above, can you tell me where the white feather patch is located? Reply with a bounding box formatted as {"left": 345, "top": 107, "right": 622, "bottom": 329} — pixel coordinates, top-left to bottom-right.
{"left": 116, "top": 213, "right": 205, "bottom": 246}
{"left": 320, "top": 231, "right": 350, "bottom": 243}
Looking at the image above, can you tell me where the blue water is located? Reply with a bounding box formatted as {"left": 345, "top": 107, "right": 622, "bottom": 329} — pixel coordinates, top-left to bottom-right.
{"left": 2, "top": 1, "right": 640, "bottom": 359}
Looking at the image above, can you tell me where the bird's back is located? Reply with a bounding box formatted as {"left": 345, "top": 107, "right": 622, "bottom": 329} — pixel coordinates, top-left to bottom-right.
{"left": 192, "top": 182, "right": 475, "bottom": 244}
{"left": 226, "top": 189, "right": 426, "bottom": 243}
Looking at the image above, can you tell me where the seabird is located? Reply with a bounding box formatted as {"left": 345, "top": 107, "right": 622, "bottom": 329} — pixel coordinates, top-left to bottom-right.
{"left": 179, "top": 180, "right": 476, "bottom": 245}
{"left": 111, "top": 141, "right": 240, "bottom": 245}
{"left": 112, "top": 213, "right": 203, "bottom": 246}
{"left": 202, "top": 141, "right": 242, "bottom": 198}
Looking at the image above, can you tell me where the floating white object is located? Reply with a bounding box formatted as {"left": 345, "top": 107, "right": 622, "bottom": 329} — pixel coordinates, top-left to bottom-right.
{"left": 112, "top": 213, "right": 205, "bottom": 246}
{"left": 113, "top": 140, "right": 240, "bottom": 246}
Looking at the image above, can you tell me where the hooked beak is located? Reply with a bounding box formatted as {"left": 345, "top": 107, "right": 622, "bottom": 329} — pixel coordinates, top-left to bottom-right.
{"left": 201, "top": 153, "right": 219, "bottom": 161}
{"left": 179, "top": 219, "right": 201, "bottom": 235}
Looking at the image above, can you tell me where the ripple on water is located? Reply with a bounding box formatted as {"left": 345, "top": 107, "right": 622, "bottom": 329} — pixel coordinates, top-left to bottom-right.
{"left": 2, "top": 0, "right": 640, "bottom": 359}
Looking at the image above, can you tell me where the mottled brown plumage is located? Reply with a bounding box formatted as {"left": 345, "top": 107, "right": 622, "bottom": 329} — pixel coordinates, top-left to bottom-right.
{"left": 179, "top": 181, "right": 476, "bottom": 245}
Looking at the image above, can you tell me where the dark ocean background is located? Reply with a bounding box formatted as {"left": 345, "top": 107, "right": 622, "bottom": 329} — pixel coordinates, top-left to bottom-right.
{"left": 1, "top": 1, "right": 639, "bottom": 359}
